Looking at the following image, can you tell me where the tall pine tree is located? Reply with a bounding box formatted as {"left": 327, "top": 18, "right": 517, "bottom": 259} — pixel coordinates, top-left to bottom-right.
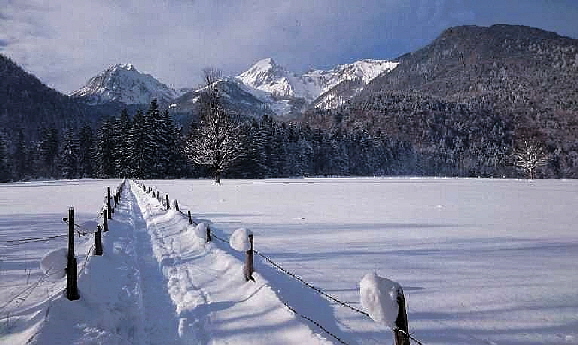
{"left": 0, "top": 133, "right": 10, "bottom": 182}
{"left": 78, "top": 125, "right": 95, "bottom": 178}
{"left": 59, "top": 128, "right": 80, "bottom": 179}
{"left": 95, "top": 118, "right": 116, "bottom": 178}
{"left": 114, "top": 109, "right": 132, "bottom": 177}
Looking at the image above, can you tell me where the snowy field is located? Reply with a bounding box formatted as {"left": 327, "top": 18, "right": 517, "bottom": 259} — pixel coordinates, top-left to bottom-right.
{"left": 1, "top": 178, "right": 577, "bottom": 345}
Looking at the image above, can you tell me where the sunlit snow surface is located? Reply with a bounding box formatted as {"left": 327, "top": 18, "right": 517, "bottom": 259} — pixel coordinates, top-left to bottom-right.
{"left": 1, "top": 178, "right": 577, "bottom": 345}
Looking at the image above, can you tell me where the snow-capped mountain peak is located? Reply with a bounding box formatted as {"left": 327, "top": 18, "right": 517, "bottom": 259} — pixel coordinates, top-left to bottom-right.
{"left": 71, "top": 64, "right": 178, "bottom": 105}
{"left": 237, "top": 58, "right": 301, "bottom": 98}
{"left": 236, "top": 58, "right": 399, "bottom": 113}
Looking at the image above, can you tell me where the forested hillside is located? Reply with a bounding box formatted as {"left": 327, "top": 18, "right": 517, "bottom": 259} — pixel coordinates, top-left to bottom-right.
{"left": 301, "top": 25, "right": 578, "bottom": 178}
{"left": 2, "top": 24, "right": 577, "bottom": 181}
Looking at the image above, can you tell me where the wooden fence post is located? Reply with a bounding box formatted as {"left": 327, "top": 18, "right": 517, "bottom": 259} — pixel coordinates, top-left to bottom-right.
{"left": 165, "top": 195, "right": 170, "bottom": 209}
{"left": 206, "top": 224, "right": 212, "bottom": 243}
{"left": 244, "top": 234, "right": 254, "bottom": 282}
{"left": 174, "top": 199, "right": 179, "bottom": 212}
{"left": 66, "top": 207, "right": 80, "bottom": 301}
{"left": 103, "top": 209, "right": 109, "bottom": 232}
{"left": 187, "top": 211, "right": 193, "bottom": 225}
{"left": 107, "top": 187, "right": 113, "bottom": 216}
{"left": 95, "top": 225, "right": 103, "bottom": 256}
{"left": 393, "top": 287, "right": 410, "bottom": 345}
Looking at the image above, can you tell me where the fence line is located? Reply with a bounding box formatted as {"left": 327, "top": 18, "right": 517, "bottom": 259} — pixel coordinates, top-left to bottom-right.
{"left": 1, "top": 180, "right": 129, "bottom": 341}
{"left": 132, "top": 181, "right": 427, "bottom": 344}
{"left": 0, "top": 268, "right": 53, "bottom": 314}
{"left": 253, "top": 250, "right": 371, "bottom": 316}
{"left": 4, "top": 234, "right": 67, "bottom": 246}
{"left": 281, "top": 299, "right": 350, "bottom": 345}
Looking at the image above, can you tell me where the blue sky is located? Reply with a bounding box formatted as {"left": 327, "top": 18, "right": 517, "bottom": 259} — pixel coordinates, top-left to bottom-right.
{"left": 1, "top": 0, "right": 577, "bottom": 93}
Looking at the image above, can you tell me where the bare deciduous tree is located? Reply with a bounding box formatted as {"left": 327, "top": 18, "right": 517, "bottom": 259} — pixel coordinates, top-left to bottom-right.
{"left": 513, "top": 140, "right": 548, "bottom": 179}
{"left": 185, "top": 68, "right": 243, "bottom": 183}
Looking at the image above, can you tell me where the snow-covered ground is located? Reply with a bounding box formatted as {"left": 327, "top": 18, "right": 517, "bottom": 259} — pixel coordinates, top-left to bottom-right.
{"left": 1, "top": 178, "right": 577, "bottom": 345}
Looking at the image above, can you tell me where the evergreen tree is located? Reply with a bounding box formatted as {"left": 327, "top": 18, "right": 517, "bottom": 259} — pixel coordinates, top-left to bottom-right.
{"left": 128, "top": 109, "right": 148, "bottom": 178}
{"left": 78, "top": 125, "right": 95, "bottom": 178}
{"left": 238, "top": 119, "right": 268, "bottom": 178}
{"left": 37, "top": 127, "right": 59, "bottom": 178}
{"left": 144, "top": 100, "right": 161, "bottom": 178}
{"left": 95, "top": 118, "right": 116, "bottom": 178}
{"left": 59, "top": 128, "right": 80, "bottom": 179}
{"left": 114, "top": 109, "right": 132, "bottom": 177}
{"left": 0, "top": 133, "right": 10, "bottom": 182}
{"left": 158, "top": 109, "right": 181, "bottom": 177}
{"left": 12, "top": 128, "right": 29, "bottom": 180}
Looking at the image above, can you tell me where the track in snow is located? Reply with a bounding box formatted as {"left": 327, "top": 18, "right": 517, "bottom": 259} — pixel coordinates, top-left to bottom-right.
{"left": 29, "top": 181, "right": 333, "bottom": 345}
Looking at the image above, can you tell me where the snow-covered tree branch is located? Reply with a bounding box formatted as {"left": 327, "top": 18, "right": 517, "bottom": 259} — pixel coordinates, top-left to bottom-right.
{"left": 513, "top": 140, "right": 548, "bottom": 179}
{"left": 185, "top": 68, "right": 244, "bottom": 183}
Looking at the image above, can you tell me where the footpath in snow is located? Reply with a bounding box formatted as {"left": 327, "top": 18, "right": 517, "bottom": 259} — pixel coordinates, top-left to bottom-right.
{"left": 30, "top": 181, "right": 333, "bottom": 345}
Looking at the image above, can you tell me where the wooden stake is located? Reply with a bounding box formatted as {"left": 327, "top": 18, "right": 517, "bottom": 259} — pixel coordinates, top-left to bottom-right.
{"left": 66, "top": 207, "right": 79, "bottom": 301}
{"left": 95, "top": 225, "right": 103, "bottom": 256}
{"left": 187, "top": 211, "right": 193, "bottom": 225}
{"left": 107, "top": 187, "right": 113, "bottom": 217}
{"left": 103, "top": 209, "right": 109, "bottom": 232}
{"left": 393, "top": 287, "right": 410, "bottom": 345}
{"left": 244, "top": 234, "right": 254, "bottom": 282}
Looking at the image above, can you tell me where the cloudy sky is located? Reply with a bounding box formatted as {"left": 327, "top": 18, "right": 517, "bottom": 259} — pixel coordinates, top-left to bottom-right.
{"left": 1, "top": 0, "right": 577, "bottom": 93}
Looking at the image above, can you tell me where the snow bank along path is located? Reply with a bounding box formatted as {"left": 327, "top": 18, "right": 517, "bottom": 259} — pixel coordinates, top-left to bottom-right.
{"left": 29, "top": 180, "right": 332, "bottom": 344}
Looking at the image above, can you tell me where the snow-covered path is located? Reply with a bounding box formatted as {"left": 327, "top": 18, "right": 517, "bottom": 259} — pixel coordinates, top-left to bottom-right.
{"left": 29, "top": 181, "right": 332, "bottom": 345}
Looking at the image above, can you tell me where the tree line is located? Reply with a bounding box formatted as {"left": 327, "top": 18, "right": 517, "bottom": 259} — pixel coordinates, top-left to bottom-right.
{"left": 0, "top": 70, "right": 553, "bottom": 183}
{"left": 0, "top": 102, "right": 411, "bottom": 183}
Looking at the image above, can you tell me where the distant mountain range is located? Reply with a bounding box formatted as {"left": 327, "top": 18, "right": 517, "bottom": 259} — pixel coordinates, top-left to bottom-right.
{"left": 70, "top": 58, "right": 398, "bottom": 118}
{"left": 2, "top": 23, "right": 577, "bottom": 177}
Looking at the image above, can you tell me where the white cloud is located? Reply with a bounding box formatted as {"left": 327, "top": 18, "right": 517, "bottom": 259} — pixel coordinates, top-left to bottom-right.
{"left": 1, "top": 0, "right": 577, "bottom": 93}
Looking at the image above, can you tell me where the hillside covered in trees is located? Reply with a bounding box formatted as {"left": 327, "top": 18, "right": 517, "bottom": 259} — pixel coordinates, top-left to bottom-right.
{"left": 1, "top": 24, "right": 577, "bottom": 181}
{"left": 301, "top": 24, "right": 578, "bottom": 178}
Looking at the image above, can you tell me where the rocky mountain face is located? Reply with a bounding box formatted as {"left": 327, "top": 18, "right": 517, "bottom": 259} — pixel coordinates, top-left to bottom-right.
{"left": 301, "top": 24, "right": 578, "bottom": 178}
{"left": 71, "top": 64, "right": 179, "bottom": 105}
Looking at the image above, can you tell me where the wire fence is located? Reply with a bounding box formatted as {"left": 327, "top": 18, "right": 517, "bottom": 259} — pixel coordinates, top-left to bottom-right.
{"left": 4, "top": 234, "right": 68, "bottom": 246}
{"left": 0, "top": 268, "right": 53, "bottom": 315}
{"left": 135, "top": 180, "right": 425, "bottom": 345}
{"left": 0, "top": 179, "right": 127, "bottom": 335}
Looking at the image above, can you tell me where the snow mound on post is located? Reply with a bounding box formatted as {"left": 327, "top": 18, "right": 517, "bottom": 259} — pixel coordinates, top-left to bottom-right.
{"left": 359, "top": 272, "right": 401, "bottom": 329}
{"left": 229, "top": 227, "right": 253, "bottom": 251}
{"left": 40, "top": 247, "right": 68, "bottom": 279}
{"left": 194, "top": 222, "right": 208, "bottom": 241}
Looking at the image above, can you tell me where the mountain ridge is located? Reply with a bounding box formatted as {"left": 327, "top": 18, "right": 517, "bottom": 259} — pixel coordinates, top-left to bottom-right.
{"left": 71, "top": 63, "right": 179, "bottom": 105}
{"left": 300, "top": 24, "right": 578, "bottom": 177}
{"left": 71, "top": 58, "right": 398, "bottom": 117}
